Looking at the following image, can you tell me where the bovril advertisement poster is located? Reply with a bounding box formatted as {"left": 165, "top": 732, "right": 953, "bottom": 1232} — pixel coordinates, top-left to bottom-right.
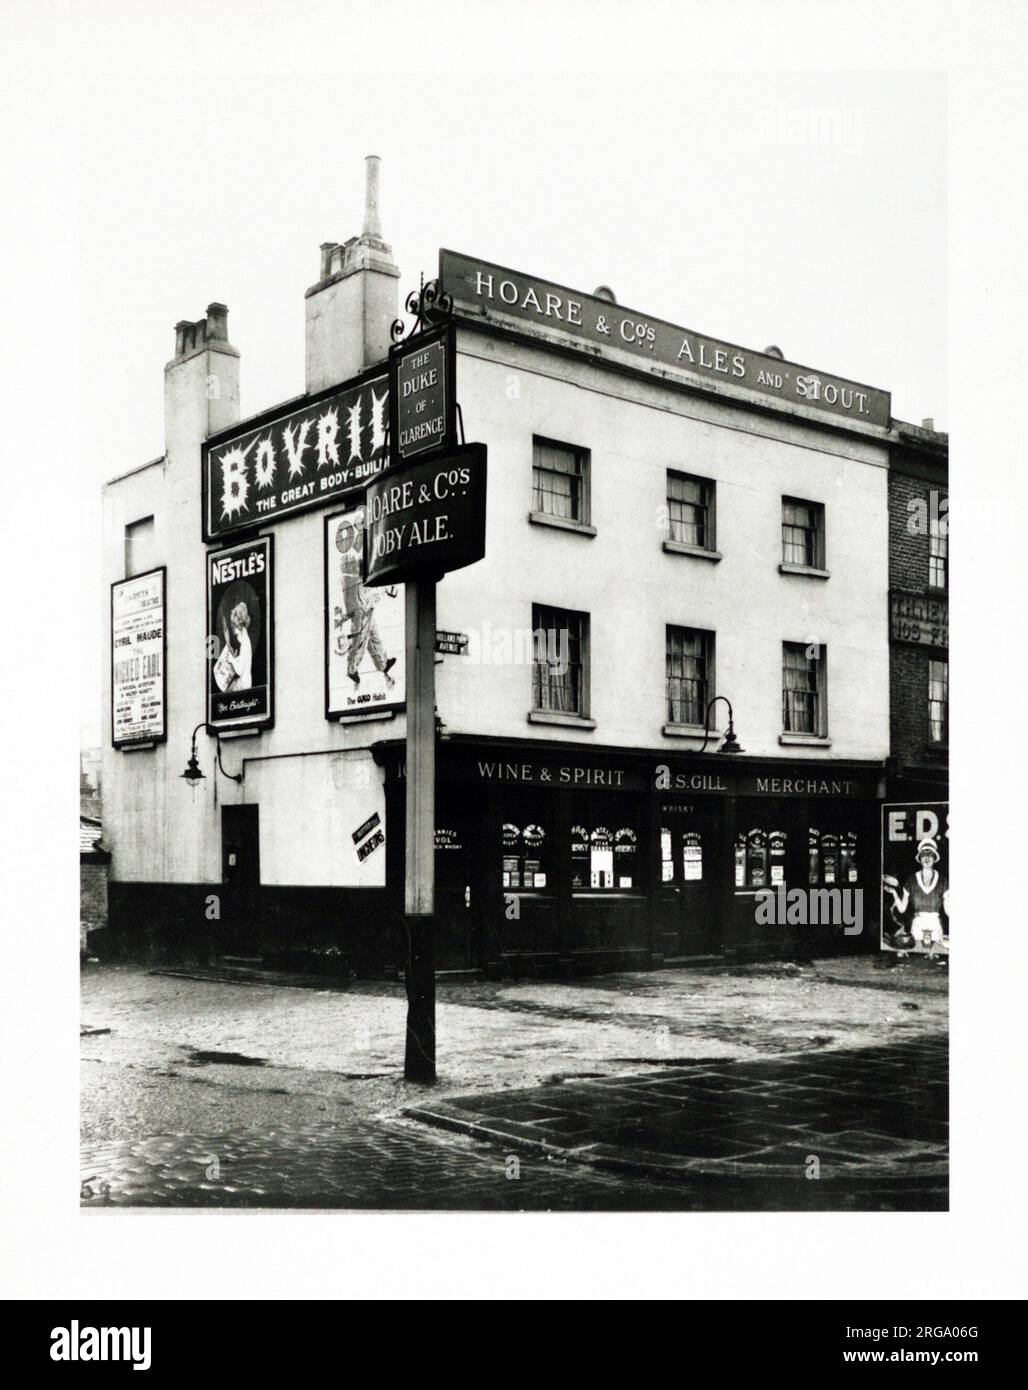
{"left": 111, "top": 567, "right": 166, "bottom": 747}
{"left": 206, "top": 536, "right": 274, "bottom": 731}
{"left": 324, "top": 505, "right": 404, "bottom": 719}
{"left": 881, "top": 801, "right": 949, "bottom": 956}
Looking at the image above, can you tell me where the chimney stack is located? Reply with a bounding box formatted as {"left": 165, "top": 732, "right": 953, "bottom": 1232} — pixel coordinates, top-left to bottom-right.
{"left": 922, "top": 417, "right": 935, "bottom": 431}
{"left": 165, "top": 302, "right": 240, "bottom": 453}
{"left": 305, "top": 157, "right": 400, "bottom": 394}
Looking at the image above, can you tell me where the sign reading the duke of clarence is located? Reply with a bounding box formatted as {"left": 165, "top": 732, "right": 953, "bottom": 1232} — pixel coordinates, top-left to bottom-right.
{"left": 206, "top": 536, "right": 273, "bottom": 731}
{"left": 389, "top": 324, "right": 456, "bottom": 465}
{"left": 363, "top": 444, "right": 487, "bottom": 588}
{"left": 890, "top": 591, "right": 948, "bottom": 648}
{"left": 203, "top": 369, "right": 388, "bottom": 541}
{"left": 439, "top": 249, "right": 891, "bottom": 429}
{"left": 111, "top": 567, "right": 166, "bottom": 748}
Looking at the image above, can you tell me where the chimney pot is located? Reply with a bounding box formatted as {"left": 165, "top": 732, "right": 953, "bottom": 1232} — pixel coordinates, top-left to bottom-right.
{"left": 363, "top": 154, "right": 383, "bottom": 240}
{"left": 206, "top": 302, "right": 229, "bottom": 342}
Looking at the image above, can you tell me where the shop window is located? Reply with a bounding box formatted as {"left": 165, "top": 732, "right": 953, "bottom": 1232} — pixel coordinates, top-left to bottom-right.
{"left": 666, "top": 627, "right": 713, "bottom": 726}
{"left": 667, "top": 471, "right": 715, "bottom": 549}
{"left": 572, "top": 823, "right": 638, "bottom": 890}
{"left": 928, "top": 660, "right": 948, "bottom": 744}
{"left": 502, "top": 821, "right": 549, "bottom": 891}
{"left": 781, "top": 497, "right": 825, "bottom": 568}
{"left": 809, "top": 828, "right": 860, "bottom": 885}
{"left": 840, "top": 831, "right": 859, "bottom": 884}
{"left": 736, "top": 828, "right": 787, "bottom": 888}
{"left": 661, "top": 827, "right": 705, "bottom": 883}
{"left": 532, "top": 438, "right": 589, "bottom": 523}
{"left": 783, "top": 641, "right": 826, "bottom": 736}
{"left": 532, "top": 604, "right": 587, "bottom": 716}
{"left": 435, "top": 825, "right": 466, "bottom": 890}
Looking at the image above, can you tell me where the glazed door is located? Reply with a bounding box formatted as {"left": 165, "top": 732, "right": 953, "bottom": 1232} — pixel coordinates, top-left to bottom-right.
{"left": 220, "top": 805, "right": 261, "bottom": 960}
{"left": 659, "top": 806, "right": 717, "bottom": 956}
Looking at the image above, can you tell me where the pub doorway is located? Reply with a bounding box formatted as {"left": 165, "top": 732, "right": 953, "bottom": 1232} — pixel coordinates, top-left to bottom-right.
{"left": 658, "top": 800, "right": 719, "bottom": 957}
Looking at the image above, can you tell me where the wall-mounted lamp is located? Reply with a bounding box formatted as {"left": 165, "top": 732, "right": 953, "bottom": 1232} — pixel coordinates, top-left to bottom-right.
{"left": 180, "top": 722, "right": 244, "bottom": 789}
{"left": 699, "top": 697, "right": 744, "bottom": 754}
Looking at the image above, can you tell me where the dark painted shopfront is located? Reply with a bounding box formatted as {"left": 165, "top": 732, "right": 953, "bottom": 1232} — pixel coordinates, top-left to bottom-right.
{"left": 375, "top": 736, "right": 885, "bottom": 975}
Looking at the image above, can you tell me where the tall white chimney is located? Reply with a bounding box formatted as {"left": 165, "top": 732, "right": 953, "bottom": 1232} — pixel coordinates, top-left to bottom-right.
{"left": 305, "top": 156, "right": 400, "bottom": 393}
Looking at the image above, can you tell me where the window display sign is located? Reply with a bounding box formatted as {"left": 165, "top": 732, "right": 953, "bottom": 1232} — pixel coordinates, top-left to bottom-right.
{"left": 881, "top": 802, "right": 949, "bottom": 955}
{"left": 111, "top": 567, "right": 166, "bottom": 748}
{"left": 324, "top": 506, "right": 405, "bottom": 720}
{"left": 202, "top": 368, "right": 389, "bottom": 542}
{"left": 206, "top": 536, "right": 273, "bottom": 731}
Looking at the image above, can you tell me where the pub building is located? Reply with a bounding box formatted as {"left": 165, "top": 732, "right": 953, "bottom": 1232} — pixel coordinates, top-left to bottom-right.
{"left": 102, "top": 156, "right": 929, "bottom": 979}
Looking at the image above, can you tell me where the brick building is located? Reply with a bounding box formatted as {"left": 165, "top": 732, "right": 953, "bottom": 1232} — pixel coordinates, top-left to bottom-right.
{"left": 887, "top": 422, "right": 949, "bottom": 800}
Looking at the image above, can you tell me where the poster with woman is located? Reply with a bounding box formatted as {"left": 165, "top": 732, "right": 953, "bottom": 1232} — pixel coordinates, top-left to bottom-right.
{"left": 206, "top": 536, "right": 274, "bottom": 730}
{"left": 881, "top": 801, "right": 949, "bottom": 956}
{"left": 324, "top": 506, "right": 405, "bottom": 719}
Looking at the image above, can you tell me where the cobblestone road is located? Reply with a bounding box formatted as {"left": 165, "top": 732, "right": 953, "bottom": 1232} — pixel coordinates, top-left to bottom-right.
{"left": 81, "top": 958, "right": 947, "bottom": 1211}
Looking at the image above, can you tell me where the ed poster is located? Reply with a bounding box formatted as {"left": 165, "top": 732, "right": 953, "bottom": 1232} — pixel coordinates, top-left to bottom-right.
{"left": 881, "top": 801, "right": 949, "bottom": 957}
{"left": 207, "top": 536, "right": 273, "bottom": 731}
{"left": 324, "top": 506, "right": 404, "bottom": 719}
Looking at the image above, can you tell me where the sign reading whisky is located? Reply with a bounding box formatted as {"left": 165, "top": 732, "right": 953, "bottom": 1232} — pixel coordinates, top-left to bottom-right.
{"left": 439, "top": 249, "right": 891, "bottom": 428}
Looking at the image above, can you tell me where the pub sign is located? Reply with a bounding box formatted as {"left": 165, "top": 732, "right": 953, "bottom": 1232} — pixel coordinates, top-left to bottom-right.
{"left": 363, "top": 443, "right": 487, "bottom": 588}
{"left": 388, "top": 323, "right": 456, "bottom": 467}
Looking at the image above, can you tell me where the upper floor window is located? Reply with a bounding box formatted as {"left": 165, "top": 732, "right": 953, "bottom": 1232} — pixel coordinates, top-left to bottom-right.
{"left": 781, "top": 498, "right": 825, "bottom": 569}
{"left": 532, "top": 604, "right": 588, "bottom": 717}
{"left": 928, "top": 659, "right": 948, "bottom": 744}
{"left": 666, "top": 626, "right": 713, "bottom": 727}
{"left": 124, "top": 516, "right": 155, "bottom": 577}
{"left": 667, "top": 472, "right": 715, "bottom": 550}
{"left": 532, "top": 439, "right": 589, "bottom": 524}
{"left": 929, "top": 508, "right": 948, "bottom": 589}
{"left": 783, "top": 641, "right": 826, "bottom": 736}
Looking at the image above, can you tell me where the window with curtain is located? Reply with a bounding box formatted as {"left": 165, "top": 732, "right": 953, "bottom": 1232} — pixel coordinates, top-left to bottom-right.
{"left": 783, "top": 641, "right": 825, "bottom": 735}
{"left": 532, "top": 439, "right": 587, "bottom": 522}
{"left": 667, "top": 471, "right": 713, "bottom": 548}
{"left": 532, "top": 605, "right": 586, "bottom": 715}
{"left": 666, "top": 626, "right": 712, "bottom": 725}
{"left": 781, "top": 497, "right": 824, "bottom": 568}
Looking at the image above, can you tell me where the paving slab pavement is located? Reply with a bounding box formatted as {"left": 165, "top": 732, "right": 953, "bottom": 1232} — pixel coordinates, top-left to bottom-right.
{"left": 405, "top": 1035, "right": 948, "bottom": 1206}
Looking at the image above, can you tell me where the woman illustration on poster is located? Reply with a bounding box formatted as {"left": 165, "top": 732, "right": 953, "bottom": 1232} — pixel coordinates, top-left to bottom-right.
{"left": 883, "top": 838, "right": 949, "bottom": 954}
{"left": 214, "top": 601, "right": 253, "bottom": 692}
